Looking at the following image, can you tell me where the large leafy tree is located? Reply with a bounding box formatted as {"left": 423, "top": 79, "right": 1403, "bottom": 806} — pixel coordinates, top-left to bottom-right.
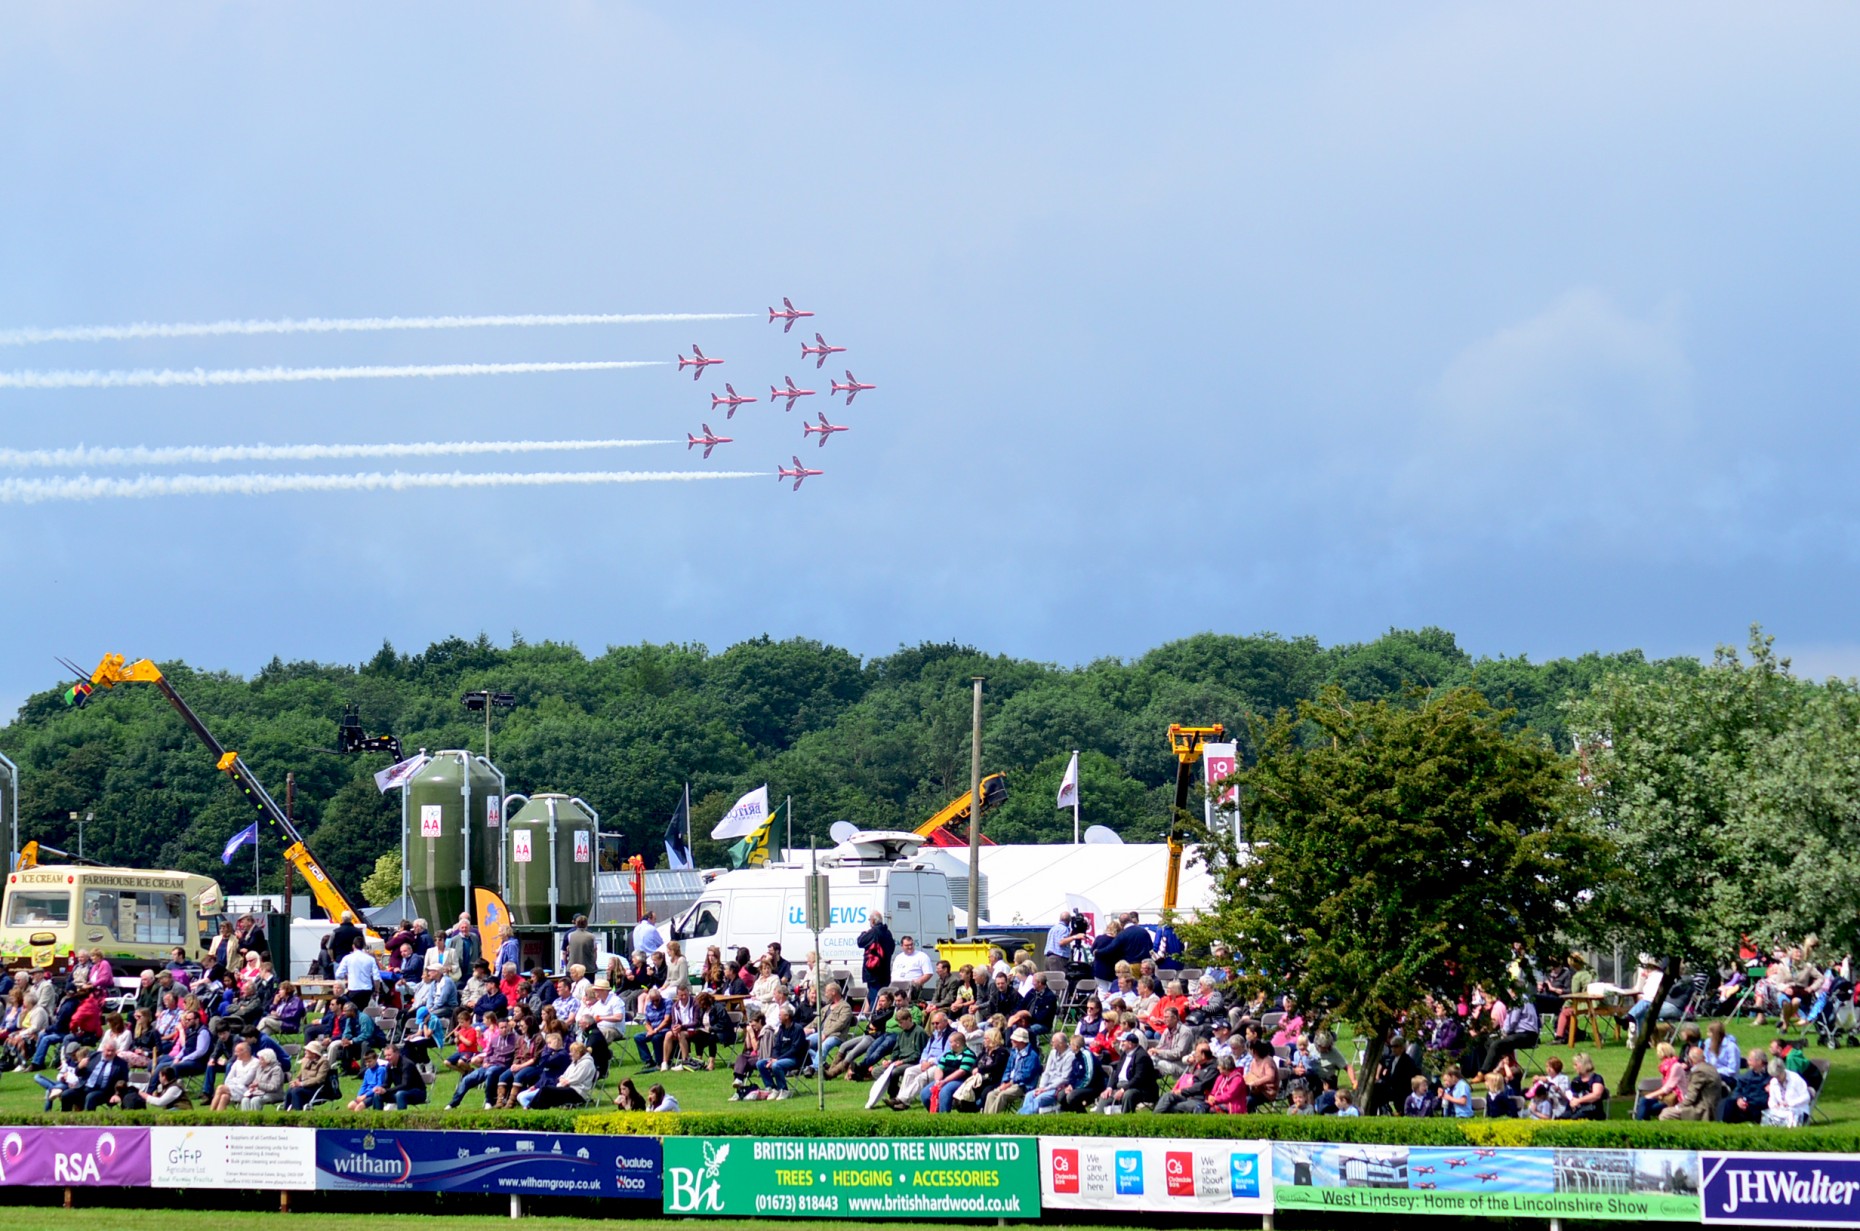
{"left": 1564, "top": 627, "right": 1860, "bottom": 1091}
{"left": 1186, "top": 686, "right": 1613, "bottom": 1106}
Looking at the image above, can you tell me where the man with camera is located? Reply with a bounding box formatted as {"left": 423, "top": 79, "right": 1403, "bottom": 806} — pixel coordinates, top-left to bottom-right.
{"left": 1047, "top": 911, "right": 1092, "bottom": 974}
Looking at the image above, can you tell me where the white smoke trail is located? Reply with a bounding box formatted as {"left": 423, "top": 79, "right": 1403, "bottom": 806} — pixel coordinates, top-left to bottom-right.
{"left": 0, "top": 439, "right": 675, "bottom": 468}
{"left": 0, "top": 360, "right": 663, "bottom": 390}
{"left": 0, "top": 312, "right": 753, "bottom": 347}
{"left": 0, "top": 469, "right": 764, "bottom": 505}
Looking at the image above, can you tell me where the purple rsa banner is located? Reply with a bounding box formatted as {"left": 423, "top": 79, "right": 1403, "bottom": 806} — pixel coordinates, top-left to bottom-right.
{"left": 1703, "top": 1152, "right": 1860, "bottom": 1228}
{"left": 315, "top": 1129, "right": 659, "bottom": 1198}
{"left": 0, "top": 1128, "right": 152, "bottom": 1186}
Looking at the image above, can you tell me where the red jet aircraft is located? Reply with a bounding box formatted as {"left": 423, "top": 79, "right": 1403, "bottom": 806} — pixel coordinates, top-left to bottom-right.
{"left": 768, "top": 297, "right": 814, "bottom": 332}
{"left": 830, "top": 370, "right": 875, "bottom": 404}
{"left": 800, "top": 332, "right": 845, "bottom": 369}
{"left": 686, "top": 423, "right": 733, "bottom": 459}
{"left": 802, "top": 411, "right": 849, "bottom": 447}
{"left": 709, "top": 383, "right": 757, "bottom": 418}
{"left": 1473, "top": 1150, "right": 1499, "bottom": 1160}
{"left": 1475, "top": 1173, "right": 1499, "bottom": 1184}
{"left": 1446, "top": 1159, "right": 1469, "bottom": 1169}
{"left": 777, "top": 455, "right": 822, "bottom": 491}
{"left": 677, "top": 345, "right": 723, "bottom": 380}
{"left": 770, "top": 376, "right": 816, "bottom": 411}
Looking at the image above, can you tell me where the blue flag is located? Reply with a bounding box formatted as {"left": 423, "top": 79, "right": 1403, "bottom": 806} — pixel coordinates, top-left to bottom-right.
{"left": 220, "top": 821, "right": 258, "bottom": 865}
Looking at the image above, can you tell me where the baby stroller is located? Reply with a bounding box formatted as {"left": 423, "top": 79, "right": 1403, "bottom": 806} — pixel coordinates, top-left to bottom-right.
{"left": 1803, "top": 975, "right": 1859, "bottom": 1049}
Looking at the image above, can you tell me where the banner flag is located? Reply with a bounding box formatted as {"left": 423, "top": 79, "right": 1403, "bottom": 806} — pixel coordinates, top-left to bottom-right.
{"left": 220, "top": 821, "right": 258, "bottom": 865}
{"left": 374, "top": 753, "right": 431, "bottom": 794}
{"left": 710, "top": 784, "right": 770, "bottom": 840}
{"left": 664, "top": 789, "right": 693, "bottom": 870}
{"left": 1056, "top": 751, "right": 1080, "bottom": 810}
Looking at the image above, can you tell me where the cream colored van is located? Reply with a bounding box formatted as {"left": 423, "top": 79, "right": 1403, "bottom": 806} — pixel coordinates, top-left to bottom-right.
{"left": 0, "top": 865, "right": 224, "bottom": 973}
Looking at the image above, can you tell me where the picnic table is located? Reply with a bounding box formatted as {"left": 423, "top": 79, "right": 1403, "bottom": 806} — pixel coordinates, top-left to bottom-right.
{"left": 1561, "top": 992, "right": 1627, "bottom": 1047}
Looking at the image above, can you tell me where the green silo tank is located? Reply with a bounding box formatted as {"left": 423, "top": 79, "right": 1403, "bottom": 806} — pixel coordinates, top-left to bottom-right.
{"left": 403, "top": 750, "right": 504, "bottom": 927}
{"left": 504, "top": 793, "right": 599, "bottom": 927}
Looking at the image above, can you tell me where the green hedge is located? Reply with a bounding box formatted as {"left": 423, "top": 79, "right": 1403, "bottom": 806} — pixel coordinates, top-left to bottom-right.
{"left": 574, "top": 1108, "right": 1860, "bottom": 1154}
{"left": 3, "top": 1105, "right": 1853, "bottom": 1155}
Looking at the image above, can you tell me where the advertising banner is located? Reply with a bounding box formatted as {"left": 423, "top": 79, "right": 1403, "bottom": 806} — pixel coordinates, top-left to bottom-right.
{"left": 151, "top": 1126, "right": 316, "bottom": 1190}
{"left": 1272, "top": 1143, "right": 1700, "bottom": 1221}
{"left": 1040, "top": 1136, "right": 1271, "bottom": 1216}
{"left": 0, "top": 1127, "right": 151, "bottom": 1187}
{"left": 1702, "top": 1152, "right": 1860, "bottom": 1227}
{"left": 662, "top": 1136, "right": 1038, "bottom": 1219}
{"left": 316, "top": 1130, "right": 659, "bottom": 1198}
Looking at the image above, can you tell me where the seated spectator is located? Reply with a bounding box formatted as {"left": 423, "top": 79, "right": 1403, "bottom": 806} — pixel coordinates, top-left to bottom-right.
{"left": 65, "top": 1044, "right": 131, "bottom": 1112}
{"left": 924, "top": 1031, "right": 977, "bottom": 1113}
{"left": 242, "top": 1047, "right": 287, "bottom": 1109}
{"left": 1092, "top": 1032, "right": 1158, "bottom": 1115}
{"left": 1243, "top": 1038, "right": 1280, "bottom": 1105}
{"left": 1636, "top": 1043, "right": 1685, "bottom": 1119}
{"left": 1154, "top": 1042, "right": 1219, "bottom": 1114}
{"left": 1149, "top": 1007, "right": 1197, "bottom": 1079}
{"left": 1269, "top": 995, "right": 1304, "bottom": 1049}
{"left": 491, "top": 1020, "right": 543, "bottom": 1110}
{"left": 135, "top": 1066, "right": 193, "bottom": 1111}
{"left": 1705, "top": 1020, "right": 1740, "bottom": 1080}
{"left": 983, "top": 1027, "right": 1043, "bottom": 1113}
{"left": 1526, "top": 1056, "right": 1571, "bottom": 1119}
{"left": 1335, "top": 1087, "right": 1361, "bottom": 1116}
{"left": 951, "top": 1027, "right": 1009, "bottom": 1112}
{"left": 346, "top": 1050, "right": 387, "bottom": 1111}
{"left": 1207, "top": 1052, "right": 1248, "bottom": 1114}
{"left": 1761, "top": 1057, "right": 1812, "bottom": 1126}
{"left": 729, "top": 1008, "right": 766, "bottom": 1100}
{"left": 886, "top": 1012, "right": 956, "bottom": 1110}
{"left": 1403, "top": 1074, "right": 1437, "bottom": 1117}
{"left": 1720, "top": 1047, "right": 1772, "bottom": 1123}
{"left": 281, "top": 1040, "right": 334, "bottom": 1110}
{"left": 633, "top": 989, "right": 671, "bottom": 1069}
{"left": 1660, "top": 1044, "right": 1723, "bottom": 1121}
{"left": 1477, "top": 994, "right": 1540, "bottom": 1077}
{"left": 756, "top": 1004, "right": 809, "bottom": 1100}
{"left": 1017, "top": 1030, "right": 1078, "bottom": 1115}
{"left": 257, "top": 982, "right": 306, "bottom": 1037}
{"left": 612, "top": 1077, "right": 646, "bottom": 1110}
{"left": 646, "top": 1082, "right": 679, "bottom": 1112}
{"left": 1484, "top": 1072, "right": 1521, "bottom": 1118}
{"left": 527, "top": 1040, "right": 596, "bottom": 1109}
{"left": 1566, "top": 1053, "right": 1607, "bottom": 1120}
{"left": 209, "top": 1040, "right": 262, "bottom": 1111}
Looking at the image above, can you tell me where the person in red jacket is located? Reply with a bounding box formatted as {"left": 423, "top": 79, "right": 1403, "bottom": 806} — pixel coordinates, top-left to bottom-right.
{"left": 69, "top": 988, "right": 105, "bottom": 1044}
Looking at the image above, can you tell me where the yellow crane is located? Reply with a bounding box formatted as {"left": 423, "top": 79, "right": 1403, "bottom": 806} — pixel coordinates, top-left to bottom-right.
{"left": 69, "top": 653, "right": 381, "bottom": 946}
{"left": 1164, "top": 723, "right": 1225, "bottom": 913}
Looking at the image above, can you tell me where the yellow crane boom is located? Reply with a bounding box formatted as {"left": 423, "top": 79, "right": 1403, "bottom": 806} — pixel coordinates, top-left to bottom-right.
{"left": 83, "top": 653, "right": 380, "bottom": 945}
{"left": 1165, "top": 723, "right": 1224, "bottom": 913}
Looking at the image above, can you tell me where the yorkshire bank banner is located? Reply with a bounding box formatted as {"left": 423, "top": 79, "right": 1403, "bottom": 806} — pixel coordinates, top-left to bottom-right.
{"left": 1272, "top": 1142, "right": 1701, "bottom": 1221}
{"left": 151, "top": 1126, "right": 315, "bottom": 1190}
{"left": 662, "top": 1136, "right": 1038, "bottom": 1218}
{"left": 1702, "top": 1152, "right": 1860, "bottom": 1227}
{"left": 0, "top": 1127, "right": 151, "bottom": 1186}
{"left": 1040, "top": 1136, "right": 1271, "bottom": 1216}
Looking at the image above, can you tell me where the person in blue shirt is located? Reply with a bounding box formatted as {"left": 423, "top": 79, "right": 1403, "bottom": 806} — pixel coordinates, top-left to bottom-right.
{"left": 1442, "top": 1065, "right": 1474, "bottom": 1117}
{"left": 345, "top": 1050, "right": 386, "bottom": 1111}
{"left": 633, "top": 989, "right": 671, "bottom": 1068}
{"left": 983, "top": 1028, "right": 1044, "bottom": 1113}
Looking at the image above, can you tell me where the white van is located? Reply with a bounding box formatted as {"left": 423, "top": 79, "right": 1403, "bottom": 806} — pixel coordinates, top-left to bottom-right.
{"left": 672, "top": 832, "right": 955, "bottom": 975}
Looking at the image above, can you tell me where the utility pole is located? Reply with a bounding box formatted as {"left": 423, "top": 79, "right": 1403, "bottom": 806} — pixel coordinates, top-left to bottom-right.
{"left": 461, "top": 690, "right": 517, "bottom": 760}
{"left": 966, "top": 677, "right": 984, "bottom": 938}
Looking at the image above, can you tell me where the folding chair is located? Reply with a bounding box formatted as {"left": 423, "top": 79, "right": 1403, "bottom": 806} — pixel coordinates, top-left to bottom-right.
{"left": 1065, "top": 979, "right": 1097, "bottom": 1023}
{"left": 1809, "top": 1059, "right": 1833, "bottom": 1125}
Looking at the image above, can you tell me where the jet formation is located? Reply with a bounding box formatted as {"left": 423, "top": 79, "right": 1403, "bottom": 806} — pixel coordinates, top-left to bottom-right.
{"left": 678, "top": 297, "right": 880, "bottom": 490}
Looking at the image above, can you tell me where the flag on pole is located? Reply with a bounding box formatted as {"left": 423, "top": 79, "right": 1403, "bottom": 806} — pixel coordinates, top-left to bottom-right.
{"left": 220, "top": 821, "right": 259, "bottom": 865}
{"left": 1056, "top": 751, "right": 1080, "bottom": 810}
{"left": 664, "top": 789, "right": 693, "bottom": 870}
{"left": 710, "top": 784, "right": 771, "bottom": 840}
{"left": 374, "top": 752, "right": 431, "bottom": 794}
{"left": 728, "top": 808, "right": 777, "bottom": 869}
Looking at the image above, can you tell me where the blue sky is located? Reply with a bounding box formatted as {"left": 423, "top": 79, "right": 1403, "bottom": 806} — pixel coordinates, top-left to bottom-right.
{"left": 2, "top": 4, "right": 1857, "bottom": 717}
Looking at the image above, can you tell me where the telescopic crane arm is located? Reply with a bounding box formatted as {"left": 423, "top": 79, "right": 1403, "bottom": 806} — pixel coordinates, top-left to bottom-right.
{"left": 81, "top": 653, "right": 380, "bottom": 944}
{"left": 1164, "top": 723, "right": 1224, "bottom": 914}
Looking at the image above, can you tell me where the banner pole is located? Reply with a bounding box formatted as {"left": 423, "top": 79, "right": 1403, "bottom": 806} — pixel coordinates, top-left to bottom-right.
{"left": 1072, "top": 750, "right": 1080, "bottom": 844}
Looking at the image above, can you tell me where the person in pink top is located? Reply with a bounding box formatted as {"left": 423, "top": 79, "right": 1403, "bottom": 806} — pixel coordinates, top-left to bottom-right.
{"left": 1269, "top": 995, "right": 1305, "bottom": 1048}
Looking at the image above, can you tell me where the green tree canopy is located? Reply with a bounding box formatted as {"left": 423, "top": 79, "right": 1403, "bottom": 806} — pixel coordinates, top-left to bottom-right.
{"left": 1186, "top": 686, "right": 1614, "bottom": 1104}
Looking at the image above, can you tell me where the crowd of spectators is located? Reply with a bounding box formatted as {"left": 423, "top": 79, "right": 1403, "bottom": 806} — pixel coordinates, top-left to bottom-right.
{"left": 0, "top": 910, "right": 1842, "bottom": 1125}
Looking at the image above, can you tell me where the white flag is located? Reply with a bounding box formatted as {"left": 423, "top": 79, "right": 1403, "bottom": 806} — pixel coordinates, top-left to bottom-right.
{"left": 1056, "top": 751, "right": 1080, "bottom": 810}
{"left": 710, "top": 784, "right": 771, "bottom": 841}
{"left": 374, "top": 753, "right": 432, "bottom": 794}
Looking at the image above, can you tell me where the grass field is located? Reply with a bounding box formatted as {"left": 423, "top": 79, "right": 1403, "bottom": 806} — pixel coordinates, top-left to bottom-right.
{"left": 0, "top": 1013, "right": 1847, "bottom": 1125}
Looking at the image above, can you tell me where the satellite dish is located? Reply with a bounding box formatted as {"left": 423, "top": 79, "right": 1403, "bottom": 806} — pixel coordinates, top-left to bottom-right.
{"left": 1082, "top": 825, "right": 1123, "bottom": 845}
{"left": 829, "top": 821, "right": 859, "bottom": 844}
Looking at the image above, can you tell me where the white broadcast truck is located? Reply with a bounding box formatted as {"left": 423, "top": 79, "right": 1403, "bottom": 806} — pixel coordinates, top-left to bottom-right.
{"left": 671, "top": 831, "right": 955, "bottom": 975}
